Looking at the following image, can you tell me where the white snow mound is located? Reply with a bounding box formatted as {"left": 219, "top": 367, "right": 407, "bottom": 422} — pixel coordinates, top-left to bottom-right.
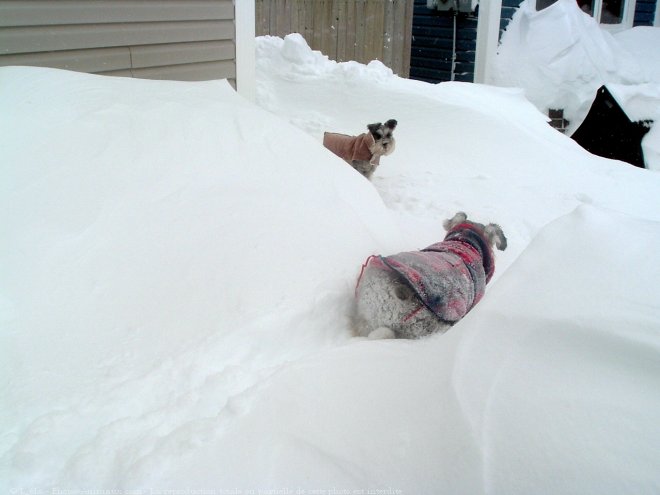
{"left": 0, "top": 65, "right": 399, "bottom": 489}
{"left": 2, "top": 35, "right": 660, "bottom": 493}
{"left": 491, "top": 0, "right": 646, "bottom": 119}
{"left": 490, "top": 0, "right": 660, "bottom": 169}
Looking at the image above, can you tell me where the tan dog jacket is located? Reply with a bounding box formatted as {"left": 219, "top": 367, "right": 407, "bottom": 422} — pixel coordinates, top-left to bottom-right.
{"left": 323, "top": 132, "right": 379, "bottom": 165}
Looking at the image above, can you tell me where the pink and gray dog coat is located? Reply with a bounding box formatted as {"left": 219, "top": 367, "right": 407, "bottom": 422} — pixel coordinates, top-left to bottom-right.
{"left": 358, "top": 223, "right": 495, "bottom": 324}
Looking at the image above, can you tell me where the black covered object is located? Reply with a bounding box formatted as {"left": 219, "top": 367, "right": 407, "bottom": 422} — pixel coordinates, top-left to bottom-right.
{"left": 571, "top": 85, "right": 652, "bottom": 168}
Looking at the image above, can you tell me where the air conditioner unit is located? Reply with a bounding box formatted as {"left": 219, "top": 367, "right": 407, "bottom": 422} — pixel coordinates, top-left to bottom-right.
{"left": 427, "top": 0, "right": 478, "bottom": 13}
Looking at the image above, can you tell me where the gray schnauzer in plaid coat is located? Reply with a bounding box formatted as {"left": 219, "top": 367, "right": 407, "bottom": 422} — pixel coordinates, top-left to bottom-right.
{"left": 354, "top": 212, "right": 507, "bottom": 339}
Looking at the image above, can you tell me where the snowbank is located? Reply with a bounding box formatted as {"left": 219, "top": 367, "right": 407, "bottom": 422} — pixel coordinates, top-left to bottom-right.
{"left": 140, "top": 207, "right": 660, "bottom": 495}
{"left": 257, "top": 33, "right": 660, "bottom": 257}
{"left": 490, "top": 0, "right": 660, "bottom": 169}
{"left": 615, "top": 26, "right": 660, "bottom": 82}
{"left": 450, "top": 206, "right": 660, "bottom": 494}
{"left": 491, "top": 0, "right": 645, "bottom": 115}
{"left": 0, "top": 65, "right": 399, "bottom": 488}
{"left": 2, "top": 33, "right": 660, "bottom": 492}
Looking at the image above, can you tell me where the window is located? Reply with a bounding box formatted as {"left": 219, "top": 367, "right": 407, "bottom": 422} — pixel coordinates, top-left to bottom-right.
{"left": 576, "top": 0, "right": 636, "bottom": 28}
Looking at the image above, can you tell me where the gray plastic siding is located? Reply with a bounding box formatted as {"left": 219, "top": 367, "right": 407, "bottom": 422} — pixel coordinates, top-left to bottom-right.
{"left": 0, "top": 0, "right": 237, "bottom": 83}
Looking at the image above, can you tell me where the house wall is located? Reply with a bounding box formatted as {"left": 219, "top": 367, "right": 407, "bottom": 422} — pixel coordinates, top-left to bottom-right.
{"left": 499, "top": 0, "right": 522, "bottom": 37}
{"left": 409, "top": 0, "right": 478, "bottom": 83}
{"left": 255, "top": 0, "right": 414, "bottom": 78}
{"left": 410, "top": 0, "right": 656, "bottom": 85}
{"left": 633, "top": 0, "right": 657, "bottom": 25}
{"left": 0, "top": 0, "right": 238, "bottom": 85}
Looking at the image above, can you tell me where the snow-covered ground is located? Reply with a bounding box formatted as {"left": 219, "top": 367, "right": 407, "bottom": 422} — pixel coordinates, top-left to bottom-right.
{"left": 490, "top": 0, "right": 660, "bottom": 169}
{"left": 2, "top": 30, "right": 660, "bottom": 494}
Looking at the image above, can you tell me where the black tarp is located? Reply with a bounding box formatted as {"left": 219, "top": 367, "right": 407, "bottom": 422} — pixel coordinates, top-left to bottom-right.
{"left": 570, "top": 85, "right": 652, "bottom": 168}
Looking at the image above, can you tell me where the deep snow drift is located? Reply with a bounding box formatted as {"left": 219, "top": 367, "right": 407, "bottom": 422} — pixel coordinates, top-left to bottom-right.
{"left": 2, "top": 34, "right": 660, "bottom": 493}
{"left": 491, "top": 0, "right": 660, "bottom": 169}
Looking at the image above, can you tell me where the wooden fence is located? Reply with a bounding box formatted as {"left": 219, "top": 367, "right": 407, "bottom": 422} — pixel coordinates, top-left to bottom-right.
{"left": 255, "top": 0, "right": 414, "bottom": 77}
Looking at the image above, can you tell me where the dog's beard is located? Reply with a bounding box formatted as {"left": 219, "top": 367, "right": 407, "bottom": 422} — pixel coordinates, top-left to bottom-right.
{"left": 369, "top": 137, "right": 396, "bottom": 157}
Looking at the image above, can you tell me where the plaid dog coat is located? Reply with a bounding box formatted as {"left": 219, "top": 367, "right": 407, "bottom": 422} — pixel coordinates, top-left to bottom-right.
{"left": 365, "top": 223, "right": 495, "bottom": 324}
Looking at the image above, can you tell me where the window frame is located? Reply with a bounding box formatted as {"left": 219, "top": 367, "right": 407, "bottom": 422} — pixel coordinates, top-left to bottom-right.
{"left": 582, "top": 0, "right": 637, "bottom": 31}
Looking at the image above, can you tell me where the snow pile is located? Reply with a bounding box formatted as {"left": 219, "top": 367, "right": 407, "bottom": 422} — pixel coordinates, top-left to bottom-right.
{"left": 0, "top": 65, "right": 399, "bottom": 489}
{"left": 490, "top": 0, "right": 660, "bottom": 169}
{"left": 257, "top": 33, "right": 660, "bottom": 251}
{"left": 151, "top": 208, "right": 660, "bottom": 495}
{"left": 616, "top": 26, "right": 660, "bottom": 82}
{"left": 491, "top": 0, "right": 645, "bottom": 114}
{"left": 257, "top": 33, "right": 395, "bottom": 135}
{"left": 2, "top": 33, "right": 660, "bottom": 492}
{"left": 275, "top": 32, "right": 394, "bottom": 82}
{"left": 449, "top": 206, "right": 660, "bottom": 494}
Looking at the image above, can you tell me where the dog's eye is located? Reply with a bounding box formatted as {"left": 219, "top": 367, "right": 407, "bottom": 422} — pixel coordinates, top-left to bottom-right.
{"left": 375, "top": 131, "right": 383, "bottom": 139}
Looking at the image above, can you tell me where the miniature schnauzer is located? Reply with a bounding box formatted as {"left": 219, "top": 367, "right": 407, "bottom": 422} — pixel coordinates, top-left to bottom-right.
{"left": 353, "top": 212, "right": 507, "bottom": 339}
{"left": 323, "top": 119, "right": 397, "bottom": 179}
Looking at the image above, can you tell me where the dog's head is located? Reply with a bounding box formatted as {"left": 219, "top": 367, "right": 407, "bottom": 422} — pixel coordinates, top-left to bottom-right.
{"left": 443, "top": 211, "right": 507, "bottom": 251}
{"left": 367, "top": 119, "right": 397, "bottom": 157}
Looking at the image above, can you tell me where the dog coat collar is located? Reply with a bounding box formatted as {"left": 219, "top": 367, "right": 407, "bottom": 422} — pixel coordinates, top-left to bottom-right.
{"left": 429, "top": 223, "right": 495, "bottom": 283}
{"left": 377, "top": 224, "right": 495, "bottom": 324}
{"left": 323, "top": 131, "right": 379, "bottom": 165}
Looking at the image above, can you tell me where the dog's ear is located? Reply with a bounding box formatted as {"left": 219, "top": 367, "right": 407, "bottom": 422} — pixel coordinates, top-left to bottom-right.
{"left": 485, "top": 223, "right": 507, "bottom": 251}
{"left": 385, "top": 119, "right": 397, "bottom": 130}
{"left": 367, "top": 122, "right": 382, "bottom": 134}
{"left": 443, "top": 211, "right": 468, "bottom": 231}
